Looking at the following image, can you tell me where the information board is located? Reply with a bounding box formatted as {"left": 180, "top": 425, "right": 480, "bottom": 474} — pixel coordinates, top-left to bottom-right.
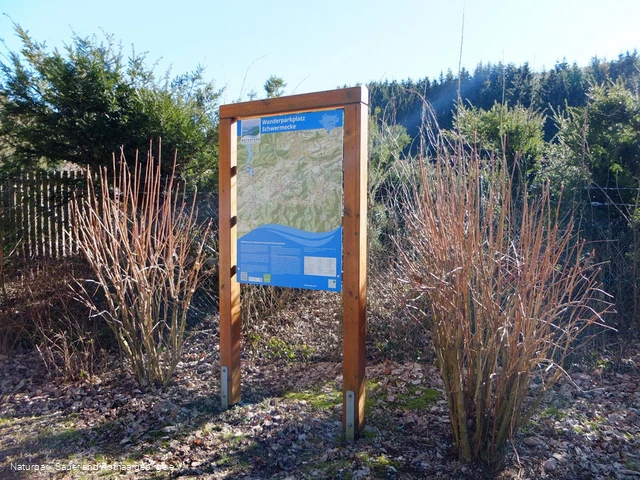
{"left": 219, "top": 86, "right": 368, "bottom": 440}
{"left": 236, "top": 109, "right": 344, "bottom": 291}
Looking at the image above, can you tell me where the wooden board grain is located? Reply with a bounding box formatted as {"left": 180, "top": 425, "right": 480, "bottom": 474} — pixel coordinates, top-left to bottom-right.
{"left": 342, "top": 99, "right": 369, "bottom": 436}
{"left": 220, "top": 87, "right": 367, "bottom": 119}
{"left": 218, "top": 117, "right": 242, "bottom": 406}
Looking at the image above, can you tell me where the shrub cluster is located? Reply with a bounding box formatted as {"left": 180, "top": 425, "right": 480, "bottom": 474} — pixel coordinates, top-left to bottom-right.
{"left": 397, "top": 142, "right": 611, "bottom": 465}
{"left": 73, "top": 144, "right": 215, "bottom": 387}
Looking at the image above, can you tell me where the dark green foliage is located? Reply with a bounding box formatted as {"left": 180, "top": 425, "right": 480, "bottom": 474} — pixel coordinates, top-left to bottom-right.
{"left": 553, "top": 82, "right": 640, "bottom": 208}
{"left": 538, "top": 60, "right": 587, "bottom": 111}
{"left": 452, "top": 102, "right": 546, "bottom": 183}
{"left": 264, "top": 75, "right": 286, "bottom": 98}
{"left": 368, "top": 52, "right": 640, "bottom": 151}
{"left": 0, "top": 25, "right": 221, "bottom": 189}
{"left": 369, "top": 107, "right": 411, "bottom": 197}
{"left": 602, "top": 51, "right": 640, "bottom": 92}
{"left": 369, "top": 62, "right": 544, "bottom": 149}
{"left": 367, "top": 108, "right": 411, "bottom": 261}
{"left": 136, "top": 67, "right": 221, "bottom": 189}
{"left": 0, "top": 27, "right": 138, "bottom": 171}
{"left": 546, "top": 82, "right": 640, "bottom": 329}
{"left": 367, "top": 52, "right": 640, "bottom": 336}
{"left": 536, "top": 60, "right": 588, "bottom": 139}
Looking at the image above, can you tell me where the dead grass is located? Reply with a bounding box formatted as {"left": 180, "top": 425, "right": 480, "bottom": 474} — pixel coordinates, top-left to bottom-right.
{"left": 0, "top": 256, "right": 111, "bottom": 379}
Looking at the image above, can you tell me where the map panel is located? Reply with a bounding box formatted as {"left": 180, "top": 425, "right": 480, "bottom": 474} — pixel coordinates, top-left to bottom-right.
{"left": 237, "top": 109, "right": 344, "bottom": 291}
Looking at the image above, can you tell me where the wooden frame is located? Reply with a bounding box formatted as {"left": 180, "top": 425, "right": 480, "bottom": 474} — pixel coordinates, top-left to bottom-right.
{"left": 218, "top": 86, "right": 368, "bottom": 439}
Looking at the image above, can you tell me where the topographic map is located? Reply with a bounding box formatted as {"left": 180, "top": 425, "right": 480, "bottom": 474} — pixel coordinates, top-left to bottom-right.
{"left": 235, "top": 110, "right": 344, "bottom": 290}
{"left": 237, "top": 112, "right": 343, "bottom": 238}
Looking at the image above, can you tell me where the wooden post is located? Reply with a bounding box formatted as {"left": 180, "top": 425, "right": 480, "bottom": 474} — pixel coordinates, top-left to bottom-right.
{"left": 35, "top": 171, "right": 44, "bottom": 257}
{"left": 41, "top": 172, "right": 49, "bottom": 256}
{"left": 342, "top": 96, "right": 368, "bottom": 440}
{"left": 53, "top": 172, "right": 62, "bottom": 257}
{"left": 27, "top": 172, "right": 36, "bottom": 258}
{"left": 48, "top": 172, "right": 57, "bottom": 257}
{"left": 16, "top": 174, "right": 24, "bottom": 257}
{"left": 218, "top": 117, "right": 242, "bottom": 407}
{"left": 62, "top": 171, "right": 69, "bottom": 256}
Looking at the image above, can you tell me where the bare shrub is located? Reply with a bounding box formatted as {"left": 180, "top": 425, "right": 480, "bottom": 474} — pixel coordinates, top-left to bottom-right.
{"left": 33, "top": 296, "right": 109, "bottom": 381}
{"left": 366, "top": 264, "right": 430, "bottom": 362}
{"left": 398, "top": 146, "right": 612, "bottom": 466}
{"left": 0, "top": 256, "right": 110, "bottom": 379}
{"left": 73, "top": 144, "right": 213, "bottom": 388}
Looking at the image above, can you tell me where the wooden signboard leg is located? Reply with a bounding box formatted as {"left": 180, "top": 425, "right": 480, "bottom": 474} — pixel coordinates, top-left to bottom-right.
{"left": 219, "top": 117, "right": 241, "bottom": 408}
{"left": 342, "top": 100, "right": 368, "bottom": 441}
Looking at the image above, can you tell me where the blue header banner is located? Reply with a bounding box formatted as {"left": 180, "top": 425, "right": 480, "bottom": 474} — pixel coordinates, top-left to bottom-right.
{"left": 238, "top": 109, "right": 343, "bottom": 136}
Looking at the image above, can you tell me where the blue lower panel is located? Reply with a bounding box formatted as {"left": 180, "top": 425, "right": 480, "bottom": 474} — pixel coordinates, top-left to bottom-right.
{"left": 238, "top": 224, "right": 342, "bottom": 292}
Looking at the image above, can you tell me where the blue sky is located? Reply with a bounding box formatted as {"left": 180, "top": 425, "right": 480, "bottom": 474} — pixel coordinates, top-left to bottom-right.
{"left": 1, "top": 0, "right": 638, "bottom": 104}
